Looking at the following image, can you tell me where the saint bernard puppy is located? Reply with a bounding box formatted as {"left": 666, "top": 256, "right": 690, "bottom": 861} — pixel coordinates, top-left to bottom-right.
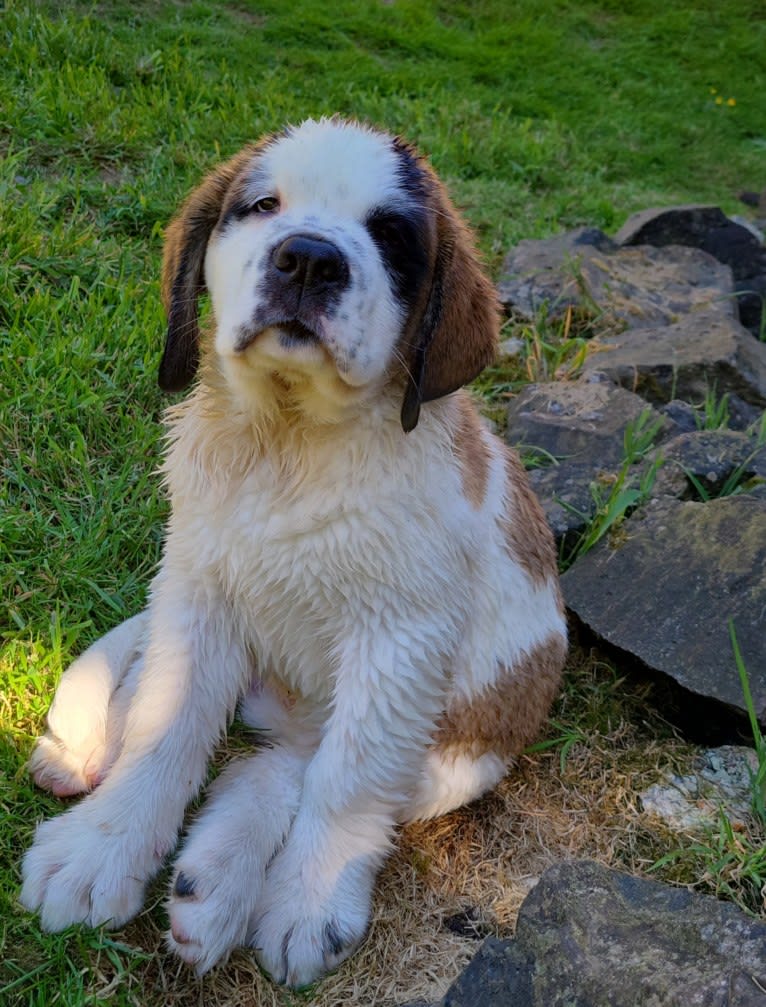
{"left": 21, "top": 118, "right": 567, "bottom": 988}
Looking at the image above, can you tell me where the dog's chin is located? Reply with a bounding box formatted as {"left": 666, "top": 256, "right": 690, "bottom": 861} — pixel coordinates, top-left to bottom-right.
{"left": 231, "top": 322, "right": 377, "bottom": 393}
{"left": 236, "top": 323, "right": 328, "bottom": 370}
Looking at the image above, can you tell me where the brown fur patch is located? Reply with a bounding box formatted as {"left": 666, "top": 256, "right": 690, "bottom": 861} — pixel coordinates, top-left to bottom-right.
{"left": 499, "top": 447, "right": 560, "bottom": 591}
{"left": 415, "top": 167, "right": 500, "bottom": 402}
{"left": 159, "top": 141, "right": 274, "bottom": 392}
{"left": 452, "top": 394, "right": 490, "bottom": 509}
{"left": 433, "top": 633, "right": 567, "bottom": 760}
{"left": 395, "top": 143, "right": 500, "bottom": 430}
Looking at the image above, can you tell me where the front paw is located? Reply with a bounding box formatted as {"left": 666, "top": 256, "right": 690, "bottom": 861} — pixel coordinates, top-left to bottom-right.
{"left": 252, "top": 842, "right": 375, "bottom": 988}
{"left": 167, "top": 858, "right": 265, "bottom": 975}
{"left": 20, "top": 804, "right": 160, "bottom": 931}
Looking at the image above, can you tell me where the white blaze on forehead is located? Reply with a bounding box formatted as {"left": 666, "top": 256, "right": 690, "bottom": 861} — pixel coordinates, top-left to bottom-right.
{"left": 260, "top": 119, "right": 402, "bottom": 216}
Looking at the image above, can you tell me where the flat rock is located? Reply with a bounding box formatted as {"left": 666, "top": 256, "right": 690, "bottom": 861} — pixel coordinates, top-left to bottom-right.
{"left": 615, "top": 205, "right": 765, "bottom": 282}
{"left": 441, "top": 861, "right": 766, "bottom": 1006}
{"left": 655, "top": 395, "right": 766, "bottom": 436}
{"left": 641, "top": 745, "right": 760, "bottom": 832}
{"left": 616, "top": 205, "right": 766, "bottom": 338}
{"left": 497, "top": 227, "right": 736, "bottom": 327}
{"left": 506, "top": 380, "right": 669, "bottom": 545}
{"left": 442, "top": 938, "right": 533, "bottom": 1007}
{"left": 524, "top": 462, "right": 604, "bottom": 547}
{"left": 561, "top": 495, "right": 766, "bottom": 722}
{"left": 506, "top": 379, "right": 667, "bottom": 466}
{"left": 581, "top": 311, "right": 766, "bottom": 406}
{"left": 649, "top": 429, "right": 766, "bottom": 500}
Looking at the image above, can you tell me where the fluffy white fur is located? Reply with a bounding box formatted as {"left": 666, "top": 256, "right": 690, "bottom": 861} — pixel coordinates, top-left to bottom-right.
{"left": 21, "top": 118, "right": 566, "bottom": 989}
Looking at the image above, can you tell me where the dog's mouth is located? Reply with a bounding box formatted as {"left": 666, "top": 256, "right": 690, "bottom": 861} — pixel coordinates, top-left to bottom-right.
{"left": 235, "top": 318, "right": 321, "bottom": 354}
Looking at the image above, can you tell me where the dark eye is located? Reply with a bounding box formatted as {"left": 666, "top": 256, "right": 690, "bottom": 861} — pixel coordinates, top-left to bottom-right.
{"left": 251, "top": 195, "right": 280, "bottom": 215}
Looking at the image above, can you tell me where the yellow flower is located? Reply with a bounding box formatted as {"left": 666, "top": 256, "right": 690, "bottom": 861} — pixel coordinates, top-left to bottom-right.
{"left": 715, "top": 96, "right": 723, "bottom": 105}
{"left": 727, "top": 97, "right": 736, "bottom": 106}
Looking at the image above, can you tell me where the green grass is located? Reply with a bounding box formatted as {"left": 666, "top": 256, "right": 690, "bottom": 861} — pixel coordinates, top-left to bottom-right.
{"left": 2, "top": 0, "right": 766, "bottom": 1003}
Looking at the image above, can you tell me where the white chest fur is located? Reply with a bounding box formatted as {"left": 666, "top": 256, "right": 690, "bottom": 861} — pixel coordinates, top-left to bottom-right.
{"left": 161, "top": 392, "right": 476, "bottom": 699}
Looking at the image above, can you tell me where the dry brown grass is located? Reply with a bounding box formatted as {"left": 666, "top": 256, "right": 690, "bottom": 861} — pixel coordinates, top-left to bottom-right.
{"left": 73, "top": 641, "right": 696, "bottom": 1007}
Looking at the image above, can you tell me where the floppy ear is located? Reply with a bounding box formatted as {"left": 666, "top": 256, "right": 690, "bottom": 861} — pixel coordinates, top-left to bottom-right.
{"left": 400, "top": 181, "right": 499, "bottom": 433}
{"left": 159, "top": 148, "right": 254, "bottom": 392}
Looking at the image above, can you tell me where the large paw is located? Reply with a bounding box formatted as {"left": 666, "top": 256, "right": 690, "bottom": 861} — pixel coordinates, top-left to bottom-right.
{"left": 20, "top": 803, "right": 161, "bottom": 931}
{"left": 252, "top": 838, "right": 375, "bottom": 988}
{"left": 166, "top": 853, "right": 266, "bottom": 975}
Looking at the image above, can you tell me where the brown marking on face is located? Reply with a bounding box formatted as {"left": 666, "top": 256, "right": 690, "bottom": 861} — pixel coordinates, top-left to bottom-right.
{"left": 159, "top": 138, "right": 279, "bottom": 392}
{"left": 433, "top": 633, "right": 567, "bottom": 761}
{"left": 499, "top": 447, "right": 560, "bottom": 592}
{"left": 452, "top": 394, "right": 491, "bottom": 510}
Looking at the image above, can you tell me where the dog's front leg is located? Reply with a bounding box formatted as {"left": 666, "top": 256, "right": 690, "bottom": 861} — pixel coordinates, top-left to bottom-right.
{"left": 20, "top": 574, "right": 249, "bottom": 932}
{"left": 253, "top": 625, "right": 446, "bottom": 988}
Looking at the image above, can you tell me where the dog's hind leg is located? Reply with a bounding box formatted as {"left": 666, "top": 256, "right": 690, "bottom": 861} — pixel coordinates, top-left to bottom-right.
{"left": 28, "top": 612, "right": 148, "bottom": 797}
{"left": 400, "top": 747, "right": 508, "bottom": 822}
{"left": 401, "top": 631, "right": 568, "bottom": 822}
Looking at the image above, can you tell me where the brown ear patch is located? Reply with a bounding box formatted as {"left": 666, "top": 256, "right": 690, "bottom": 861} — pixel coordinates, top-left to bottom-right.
{"left": 159, "top": 146, "right": 257, "bottom": 392}
{"left": 499, "top": 447, "right": 560, "bottom": 590}
{"left": 399, "top": 152, "right": 500, "bottom": 430}
{"left": 433, "top": 633, "right": 567, "bottom": 761}
{"left": 452, "top": 394, "right": 491, "bottom": 510}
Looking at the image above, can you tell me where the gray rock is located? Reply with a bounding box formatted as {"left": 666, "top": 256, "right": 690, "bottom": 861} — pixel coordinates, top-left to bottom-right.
{"left": 524, "top": 462, "right": 602, "bottom": 548}
{"left": 519, "top": 861, "right": 766, "bottom": 1006}
{"left": 440, "top": 861, "right": 766, "bottom": 1006}
{"left": 581, "top": 311, "right": 766, "bottom": 407}
{"left": 640, "top": 745, "right": 760, "bottom": 832}
{"left": 728, "top": 393, "right": 766, "bottom": 432}
{"left": 659, "top": 399, "right": 699, "bottom": 433}
{"left": 506, "top": 380, "right": 667, "bottom": 467}
{"left": 561, "top": 495, "right": 766, "bottom": 722}
{"left": 497, "top": 227, "right": 736, "bottom": 328}
{"left": 442, "top": 937, "right": 534, "bottom": 1007}
{"left": 648, "top": 429, "right": 766, "bottom": 500}
{"left": 615, "top": 205, "right": 764, "bottom": 281}
{"left": 616, "top": 205, "right": 766, "bottom": 339}
{"left": 506, "top": 381, "right": 669, "bottom": 546}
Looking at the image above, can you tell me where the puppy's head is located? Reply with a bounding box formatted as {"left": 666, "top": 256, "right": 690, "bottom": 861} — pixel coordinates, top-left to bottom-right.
{"left": 160, "top": 118, "right": 498, "bottom": 431}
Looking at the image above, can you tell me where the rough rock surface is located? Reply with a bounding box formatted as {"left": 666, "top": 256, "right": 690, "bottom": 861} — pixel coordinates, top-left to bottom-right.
{"left": 616, "top": 204, "right": 766, "bottom": 338}
{"left": 640, "top": 746, "right": 760, "bottom": 832}
{"left": 561, "top": 495, "right": 766, "bottom": 721}
{"left": 581, "top": 310, "right": 766, "bottom": 406}
{"left": 506, "top": 378, "right": 667, "bottom": 465}
{"left": 648, "top": 429, "right": 766, "bottom": 500}
{"left": 438, "top": 861, "right": 766, "bottom": 1007}
{"left": 498, "top": 211, "right": 765, "bottom": 725}
{"left": 497, "top": 226, "right": 736, "bottom": 327}
{"left": 506, "top": 379, "right": 671, "bottom": 546}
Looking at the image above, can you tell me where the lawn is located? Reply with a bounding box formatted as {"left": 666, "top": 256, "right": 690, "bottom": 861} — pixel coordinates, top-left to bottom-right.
{"left": 1, "top": 1, "right": 765, "bottom": 1004}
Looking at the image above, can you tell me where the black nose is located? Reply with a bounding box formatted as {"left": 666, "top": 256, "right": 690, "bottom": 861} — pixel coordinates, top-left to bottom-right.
{"left": 271, "top": 235, "right": 349, "bottom": 293}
